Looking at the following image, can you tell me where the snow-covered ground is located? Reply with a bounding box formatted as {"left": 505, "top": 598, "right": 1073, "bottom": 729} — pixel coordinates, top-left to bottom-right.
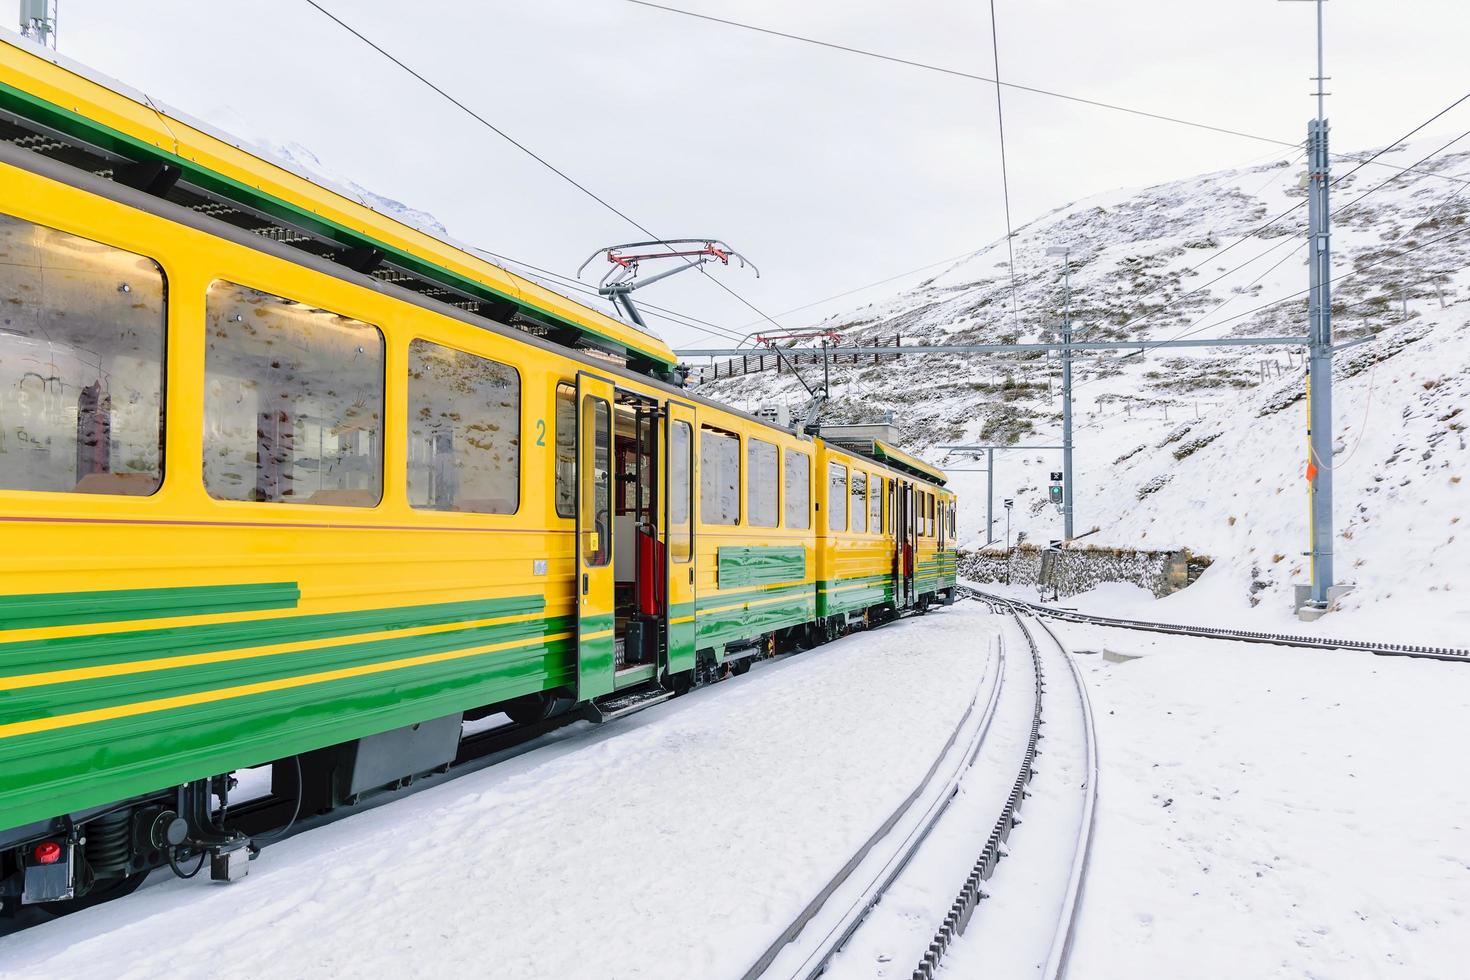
{"left": 0, "top": 610, "right": 997, "bottom": 980}
{"left": 1057, "top": 616, "right": 1470, "bottom": 979}
{"left": 6, "top": 601, "right": 1465, "bottom": 979}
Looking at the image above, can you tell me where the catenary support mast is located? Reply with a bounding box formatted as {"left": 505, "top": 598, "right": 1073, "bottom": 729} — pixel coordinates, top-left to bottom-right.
{"left": 1305, "top": 0, "right": 1335, "bottom": 608}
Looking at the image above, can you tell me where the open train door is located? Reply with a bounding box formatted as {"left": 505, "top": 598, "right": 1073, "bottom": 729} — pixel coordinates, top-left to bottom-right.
{"left": 576, "top": 372, "right": 617, "bottom": 700}
{"left": 895, "top": 481, "right": 916, "bottom": 609}
{"left": 664, "top": 400, "right": 698, "bottom": 679}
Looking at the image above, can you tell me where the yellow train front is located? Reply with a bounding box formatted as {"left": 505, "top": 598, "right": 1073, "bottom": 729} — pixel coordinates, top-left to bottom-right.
{"left": 0, "top": 38, "right": 955, "bottom": 913}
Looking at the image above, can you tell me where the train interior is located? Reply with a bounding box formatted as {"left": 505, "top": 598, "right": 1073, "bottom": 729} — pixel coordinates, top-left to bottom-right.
{"left": 611, "top": 391, "right": 663, "bottom": 675}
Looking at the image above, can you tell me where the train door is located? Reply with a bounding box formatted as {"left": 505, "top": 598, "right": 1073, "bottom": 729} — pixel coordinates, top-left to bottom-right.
{"left": 665, "top": 400, "right": 698, "bottom": 677}
{"left": 575, "top": 372, "right": 616, "bottom": 700}
{"left": 897, "top": 481, "right": 917, "bottom": 608}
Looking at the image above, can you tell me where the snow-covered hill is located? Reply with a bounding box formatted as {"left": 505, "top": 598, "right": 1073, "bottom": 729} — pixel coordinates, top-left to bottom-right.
{"left": 700, "top": 138, "right": 1470, "bottom": 640}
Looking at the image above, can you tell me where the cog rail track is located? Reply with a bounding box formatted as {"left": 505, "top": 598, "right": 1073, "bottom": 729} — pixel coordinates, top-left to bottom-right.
{"left": 910, "top": 598, "right": 1097, "bottom": 980}
{"left": 746, "top": 631, "right": 1007, "bottom": 980}
{"left": 958, "top": 585, "right": 1470, "bottom": 663}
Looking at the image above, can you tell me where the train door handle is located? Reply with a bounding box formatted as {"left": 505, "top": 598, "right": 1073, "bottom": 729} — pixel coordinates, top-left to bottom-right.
{"left": 689, "top": 568, "right": 694, "bottom": 584}
{"left": 582, "top": 573, "right": 589, "bottom": 596}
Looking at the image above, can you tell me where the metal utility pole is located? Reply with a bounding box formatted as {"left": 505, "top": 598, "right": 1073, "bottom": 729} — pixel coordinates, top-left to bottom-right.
{"left": 1304, "top": 0, "right": 1336, "bottom": 609}
{"left": 986, "top": 448, "right": 995, "bottom": 546}
{"left": 1047, "top": 246, "right": 1075, "bottom": 541}
{"left": 19, "top": 0, "right": 56, "bottom": 47}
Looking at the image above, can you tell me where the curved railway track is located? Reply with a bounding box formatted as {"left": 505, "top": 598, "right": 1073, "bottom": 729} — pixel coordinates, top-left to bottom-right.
{"left": 908, "top": 597, "right": 1097, "bottom": 980}
{"left": 751, "top": 595, "right": 1098, "bottom": 980}
{"left": 958, "top": 585, "right": 1470, "bottom": 663}
{"left": 744, "top": 630, "right": 1007, "bottom": 980}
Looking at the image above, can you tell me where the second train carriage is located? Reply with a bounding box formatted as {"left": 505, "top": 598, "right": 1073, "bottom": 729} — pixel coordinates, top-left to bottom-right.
{"left": 0, "top": 37, "right": 956, "bottom": 911}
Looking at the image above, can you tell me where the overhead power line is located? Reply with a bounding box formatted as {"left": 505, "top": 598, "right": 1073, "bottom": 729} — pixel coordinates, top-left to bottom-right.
{"left": 625, "top": 1, "right": 1470, "bottom": 188}
{"left": 985, "top": 0, "right": 1021, "bottom": 333}
{"left": 1101, "top": 91, "right": 1470, "bottom": 341}
{"left": 302, "top": 0, "right": 773, "bottom": 349}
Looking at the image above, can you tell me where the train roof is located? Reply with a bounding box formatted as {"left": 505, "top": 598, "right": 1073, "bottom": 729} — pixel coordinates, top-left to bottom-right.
{"left": 870, "top": 440, "right": 949, "bottom": 487}
{"left": 0, "top": 31, "right": 678, "bottom": 377}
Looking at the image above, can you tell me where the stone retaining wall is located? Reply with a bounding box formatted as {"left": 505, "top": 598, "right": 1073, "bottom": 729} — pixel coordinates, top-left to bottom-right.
{"left": 958, "top": 544, "right": 1211, "bottom": 599}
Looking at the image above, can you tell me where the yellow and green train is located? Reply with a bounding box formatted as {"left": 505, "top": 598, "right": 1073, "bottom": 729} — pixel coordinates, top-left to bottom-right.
{"left": 0, "top": 38, "right": 956, "bottom": 911}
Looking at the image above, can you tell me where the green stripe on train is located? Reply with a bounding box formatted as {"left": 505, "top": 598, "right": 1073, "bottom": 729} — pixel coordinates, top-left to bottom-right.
{"left": 0, "top": 624, "right": 577, "bottom": 830}
{"left": 0, "top": 582, "right": 301, "bottom": 632}
{"left": 0, "top": 594, "right": 544, "bottom": 679}
{"left": 0, "top": 609, "right": 559, "bottom": 724}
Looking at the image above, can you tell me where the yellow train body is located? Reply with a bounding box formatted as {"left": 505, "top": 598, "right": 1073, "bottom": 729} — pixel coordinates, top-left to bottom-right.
{"left": 0, "top": 35, "right": 957, "bottom": 898}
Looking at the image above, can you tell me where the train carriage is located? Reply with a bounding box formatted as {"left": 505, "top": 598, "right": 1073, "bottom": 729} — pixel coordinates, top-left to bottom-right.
{"left": 0, "top": 37, "right": 956, "bottom": 913}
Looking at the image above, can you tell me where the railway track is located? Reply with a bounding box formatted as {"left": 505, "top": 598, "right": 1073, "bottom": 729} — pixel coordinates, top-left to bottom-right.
{"left": 958, "top": 585, "right": 1470, "bottom": 663}
{"left": 750, "top": 597, "right": 1098, "bottom": 980}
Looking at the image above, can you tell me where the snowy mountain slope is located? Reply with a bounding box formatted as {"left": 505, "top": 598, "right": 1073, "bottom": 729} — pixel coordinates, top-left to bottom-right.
{"left": 699, "top": 138, "right": 1470, "bottom": 638}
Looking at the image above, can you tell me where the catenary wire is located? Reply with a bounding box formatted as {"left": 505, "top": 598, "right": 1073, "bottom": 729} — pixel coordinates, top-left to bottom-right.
{"left": 624, "top": 0, "right": 1470, "bottom": 187}
{"left": 985, "top": 0, "right": 1021, "bottom": 333}
{"left": 302, "top": 0, "right": 787, "bottom": 353}
{"left": 1094, "top": 92, "right": 1470, "bottom": 341}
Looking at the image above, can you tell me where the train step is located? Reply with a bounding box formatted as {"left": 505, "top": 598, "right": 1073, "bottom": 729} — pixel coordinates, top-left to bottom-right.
{"left": 584, "top": 684, "right": 676, "bottom": 724}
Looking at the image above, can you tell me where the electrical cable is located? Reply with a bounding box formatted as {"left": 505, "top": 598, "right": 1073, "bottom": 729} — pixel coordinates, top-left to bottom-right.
{"left": 625, "top": 0, "right": 1470, "bottom": 187}
{"left": 167, "top": 846, "right": 206, "bottom": 880}
{"left": 301, "top": 0, "right": 771, "bottom": 350}
{"left": 985, "top": 0, "right": 1021, "bottom": 333}
{"left": 1131, "top": 132, "right": 1470, "bottom": 355}
{"left": 1092, "top": 95, "right": 1470, "bottom": 347}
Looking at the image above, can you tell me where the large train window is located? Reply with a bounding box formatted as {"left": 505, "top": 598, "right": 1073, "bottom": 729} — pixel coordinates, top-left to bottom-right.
{"left": 670, "top": 419, "right": 692, "bottom": 561}
{"left": 204, "top": 282, "right": 382, "bottom": 506}
{"left": 827, "top": 462, "right": 848, "bottom": 532}
{"left": 783, "top": 449, "right": 810, "bottom": 529}
{"left": 554, "top": 383, "right": 575, "bottom": 518}
{"left": 0, "top": 214, "right": 164, "bottom": 496}
{"left": 747, "top": 437, "right": 779, "bottom": 528}
{"left": 850, "top": 471, "right": 868, "bottom": 533}
{"left": 700, "top": 426, "right": 739, "bottom": 525}
{"left": 406, "top": 339, "right": 520, "bottom": 514}
{"left": 870, "top": 476, "right": 883, "bottom": 532}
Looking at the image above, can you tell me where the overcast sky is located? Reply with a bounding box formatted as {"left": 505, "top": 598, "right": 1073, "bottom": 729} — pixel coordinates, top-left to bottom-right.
{"left": 38, "top": 0, "right": 1470, "bottom": 349}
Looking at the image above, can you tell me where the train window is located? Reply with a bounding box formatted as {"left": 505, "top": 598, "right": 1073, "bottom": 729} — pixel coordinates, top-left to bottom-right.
{"left": 0, "top": 214, "right": 165, "bottom": 496}
{"left": 204, "top": 282, "right": 382, "bottom": 506}
{"left": 783, "top": 449, "right": 810, "bottom": 529}
{"left": 827, "top": 462, "right": 848, "bottom": 532}
{"left": 850, "top": 471, "right": 868, "bottom": 533}
{"left": 747, "top": 437, "right": 779, "bottom": 527}
{"left": 583, "top": 396, "right": 611, "bottom": 566}
{"left": 407, "top": 339, "right": 520, "bottom": 514}
{"left": 670, "top": 419, "right": 693, "bottom": 562}
{"left": 887, "top": 481, "right": 895, "bottom": 534}
{"left": 554, "top": 383, "right": 575, "bottom": 518}
{"left": 869, "top": 476, "right": 883, "bottom": 533}
{"left": 927, "top": 493, "right": 936, "bottom": 537}
{"left": 700, "top": 426, "right": 739, "bottom": 525}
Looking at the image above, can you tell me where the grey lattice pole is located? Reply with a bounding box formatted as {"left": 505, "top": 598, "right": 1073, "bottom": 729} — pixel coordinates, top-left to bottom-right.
{"left": 1304, "top": 0, "right": 1335, "bottom": 608}
{"left": 1047, "top": 246, "right": 1076, "bottom": 541}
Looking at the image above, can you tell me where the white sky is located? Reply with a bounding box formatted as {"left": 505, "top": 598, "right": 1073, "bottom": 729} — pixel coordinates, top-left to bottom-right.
{"left": 40, "top": 0, "right": 1470, "bottom": 350}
